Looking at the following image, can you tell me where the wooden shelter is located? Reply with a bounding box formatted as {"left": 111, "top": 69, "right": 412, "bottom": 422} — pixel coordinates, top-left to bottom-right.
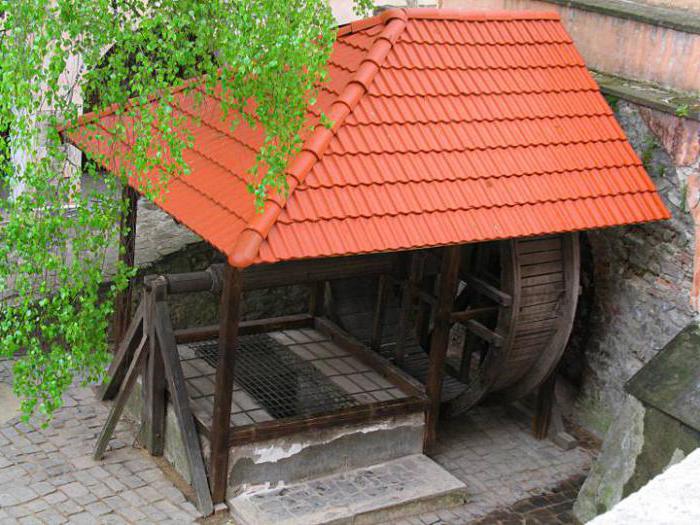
{"left": 66, "top": 8, "right": 669, "bottom": 515}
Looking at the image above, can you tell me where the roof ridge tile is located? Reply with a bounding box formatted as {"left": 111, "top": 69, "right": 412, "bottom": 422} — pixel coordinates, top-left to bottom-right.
{"left": 228, "top": 8, "right": 409, "bottom": 267}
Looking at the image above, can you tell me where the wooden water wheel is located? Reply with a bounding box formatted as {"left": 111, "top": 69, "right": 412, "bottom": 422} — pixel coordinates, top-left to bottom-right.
{"left": 445, "top": 233, "right": 580, "bottom": 416}
{"left": 328, "top": 233, "right": 580, "bottom": 415}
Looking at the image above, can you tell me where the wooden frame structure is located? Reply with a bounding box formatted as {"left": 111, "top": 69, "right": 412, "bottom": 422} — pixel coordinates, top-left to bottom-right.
{"left": 95, "top": 185, "right": 580, "bottom": 515}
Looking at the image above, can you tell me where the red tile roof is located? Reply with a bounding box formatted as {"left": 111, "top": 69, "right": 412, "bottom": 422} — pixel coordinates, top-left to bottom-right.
{"left": 67, "top": 8, "right": 670, "bottom": 268}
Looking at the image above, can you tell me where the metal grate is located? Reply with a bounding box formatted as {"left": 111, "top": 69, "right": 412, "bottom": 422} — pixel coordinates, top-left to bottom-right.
{"left": 191, "top": 334, "right": 359, "bottom": 419}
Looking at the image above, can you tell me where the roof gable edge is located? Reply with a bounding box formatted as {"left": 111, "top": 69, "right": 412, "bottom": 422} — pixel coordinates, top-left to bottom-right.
{"left": 228, "top": 8, "right": 409, "bottom": 268}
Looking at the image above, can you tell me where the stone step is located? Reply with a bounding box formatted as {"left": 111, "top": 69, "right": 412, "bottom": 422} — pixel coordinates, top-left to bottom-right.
{"left": 228, "top": 454, "right": 468, "bottom": 525}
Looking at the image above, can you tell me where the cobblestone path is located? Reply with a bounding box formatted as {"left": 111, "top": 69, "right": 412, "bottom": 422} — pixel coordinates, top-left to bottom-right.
{"left": 0, "top": 360, "right": 200, "bottom": 525}
{"left": 0, "top": 358, "right": 594, "bottom": 524}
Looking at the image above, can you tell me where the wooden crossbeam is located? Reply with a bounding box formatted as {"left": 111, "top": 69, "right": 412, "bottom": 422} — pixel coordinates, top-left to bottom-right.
{"left": 450, "top": 306, "right": 498, "bottom": 324}
{"left": 464, "top": 274, "right": 512, "bottom": 306}
{"left": 464, "top": 319, "right": 504, "bottom": 347}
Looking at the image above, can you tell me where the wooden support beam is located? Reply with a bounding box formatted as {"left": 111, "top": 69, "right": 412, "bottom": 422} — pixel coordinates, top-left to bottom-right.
{"left": 113, "top": 185, "right": 139, "bottom": 346}
{"left": 424, "top": 245, "right": 462, "bottom": 450}
{"left": 228, "top": 397, "right": 426, "bottom": 447}
{"left": 94, "top": 334, "right": 148, "bottom": 460}
{"left": 309, "top": 281, "right": 326, "bottom": 317}
{"left": 209, "top": 265, "right": 242, "bottom": 505}
{"left": 142, "top": 277, "right": 166, "bottom": 456}
{"left": 395, "top": 253, "right": 424, "bottom": 364}
{"left": 370, "top": 275, "right": 389, "bottom": 351}
{"left": 163, "top": 253, "right": 398, "bottom": 295}
{"left": 463, "top": 274, "right": 512, "bottom": 306}
{"left": 464, "top": 319, "right": 504, "bottom": 347}
{"left": 100, "top": 300, "right": 144, "bottom": 401}
{"left": 173, "top": 314, "right": 314, "bottom": 344}
{"left": 155, "top": 301, "right": 214, "bottom": 516}
{"left": 450, "top": 306, "right": 498, "bottom": 324}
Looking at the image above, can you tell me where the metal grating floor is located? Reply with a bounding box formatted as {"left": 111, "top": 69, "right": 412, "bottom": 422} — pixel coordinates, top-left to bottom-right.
{"left": 178, "top": 328, "right": 409, "bottom": 429}
{"left": 190, "top": 334, "right": 358, "bottom": 419}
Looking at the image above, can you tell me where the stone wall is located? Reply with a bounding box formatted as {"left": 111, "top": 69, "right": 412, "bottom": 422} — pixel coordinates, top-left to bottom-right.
{"left": 566, "top": 101, "right": 697, "bottom": 434}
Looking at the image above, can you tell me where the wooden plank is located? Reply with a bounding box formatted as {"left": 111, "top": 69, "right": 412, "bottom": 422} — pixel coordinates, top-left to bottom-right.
{"left": 100, "top": 300, "right": 144, "bottom": 401}
{"left": 465, "top": 319, "right": 504, "bottom": 347}
{"left": 174, "top": 314, "right": 314, "bottom": 344}
{"left": 425, "top": 245, "right": 462, "bottom": 450}
{"left": 112, "top": 185, "right": 139, "bottom": 345}
{"left": 519, "top": 250, "right": 563, "bottom": 265}
{"left": 209, "top": 265, "right": 242, "bottom": 505}
{"left": 155, "top": 302, "right": 214, "bottom": 516}
{"left": 463, "top": 274, "right": 512, "bottom": 306}
{"left": 94, "top": 334, "right": 148, "bottom": 460}
{"left": 522, "top": 272, "right": 564, "bottom": 287}
{"left": 450, "top": 306, "right": 498, "bottom": 324}
{"left": 228, "top": 398, "right": 426, "bottom": 446}
{"left": 517, "top": 237, "right": 562, "bottom": 254}
{"left": 520, "top": 261, "right": 564, "bottom": 277}
{"left": 314, "top": 317, "right": 427, "bottom": 398}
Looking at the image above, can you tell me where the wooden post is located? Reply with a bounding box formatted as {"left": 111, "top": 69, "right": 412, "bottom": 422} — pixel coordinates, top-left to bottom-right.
{"left": 209, "top": 264, "right": 242, "bottom": 504}
{"left": 309, "top": 281, "right": 326, "bottom": 317}
{"left": 424, "top": 245, "right": 462, "bottom": 450}
{"left": 142, "top": 277, "right": 167, "bottom": 456}
{"left": 370, "top": 275, "right": 389, "bottom": 351}
{"left": 395, "top": 253, "right": 423, "bottom": 364}
{"left": 113, "top": 185, "right": 139, "bottom": 346}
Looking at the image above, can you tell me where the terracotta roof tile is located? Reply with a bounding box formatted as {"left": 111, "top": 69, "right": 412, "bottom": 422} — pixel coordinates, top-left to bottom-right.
{"left": 66, "top": 8, "right": 669, "bottom": 267}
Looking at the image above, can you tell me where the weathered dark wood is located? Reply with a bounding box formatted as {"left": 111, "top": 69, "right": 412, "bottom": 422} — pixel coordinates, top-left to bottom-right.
{"left": 395, "top": 253, "right": 423, "bottom": 365}
{"left": 209, "top": 265, "right": 242, "bottom": 505}
{"left": 533, "top": 372, "right": 555, "bottom": 439}
{"left": 314, "top": 317, "right": 427, "bottom": 397}
{"left": 155, "top": 301, "right": 214, "bottom": 516}
{"left": 100, "top": 300, "right": 144, "bottom": 401}
{"left": 463, "top": 274, "right": 512, "bottom": 306}
{"left": 309, "top": 281, "right": 326, "bottom": 317}
{"left": 142, "top": 279, "right": 166, "bottom": 456}
{"left": 464, "top": 319, "right": 504, "bottom": 347}
{"left": 113, "top": 185, "right": 139, "bottom": 346}
{"left": 173, "top": 314, "right": 313, "bottom": 344}
{"left": 370, "top": 275, "right": 389, "bottom": 351}
{"left": 164, "top": 254, "right": 398, "bottom": 295}
{"left": 94, "top": 333, "right": 148, "bottom": 460}
{"left": 450, "top": 306, "right": 498, "bottom": 324}
{"left": 228, "top": 397, "right": 426, "bottom": 447}
{"left": 424, "top": 245, "right": 462, "bottom": 450}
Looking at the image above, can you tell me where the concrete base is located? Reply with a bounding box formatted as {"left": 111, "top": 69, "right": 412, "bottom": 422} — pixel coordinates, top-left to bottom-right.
{"left": 228, "top": 454, "right": 468, "bottom": 525}
{"left": 227, "top": 412, "right": 425, "bottom": 494}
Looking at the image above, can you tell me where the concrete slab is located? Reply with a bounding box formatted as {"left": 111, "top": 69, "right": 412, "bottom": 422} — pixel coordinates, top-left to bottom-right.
{"left": 228, "top": 454, "right": 468, "bottom": 525}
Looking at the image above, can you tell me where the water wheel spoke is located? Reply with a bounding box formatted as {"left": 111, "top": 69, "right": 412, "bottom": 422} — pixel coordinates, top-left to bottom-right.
{"left": 463, "top": 274, "right": 512, "bottom": 306}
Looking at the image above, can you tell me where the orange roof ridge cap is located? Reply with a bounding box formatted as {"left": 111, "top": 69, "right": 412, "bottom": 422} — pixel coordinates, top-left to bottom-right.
{"left": 228, "top": 10, "right": 409, "bottom": 268}
{"left": 404, "top": 8, "right": 560, "bottom": 21}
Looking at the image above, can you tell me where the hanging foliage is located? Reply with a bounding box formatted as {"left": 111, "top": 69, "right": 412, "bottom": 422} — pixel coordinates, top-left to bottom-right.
{"left": 0, "top": 0, "right": 373, "bottom": 422}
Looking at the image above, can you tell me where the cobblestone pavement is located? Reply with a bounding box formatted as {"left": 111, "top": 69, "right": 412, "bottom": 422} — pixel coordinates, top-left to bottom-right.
{"left": 0, "top": 357, "right": 594, "bottom": 524}
{"left": 387, "top": 407, "right": 594, "bottom": 525}
{"left": 0, "top": 360, "right": 200, "bottom": 524}
{"left": 468, "top": 475, "right": 586, "bottom": 525}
